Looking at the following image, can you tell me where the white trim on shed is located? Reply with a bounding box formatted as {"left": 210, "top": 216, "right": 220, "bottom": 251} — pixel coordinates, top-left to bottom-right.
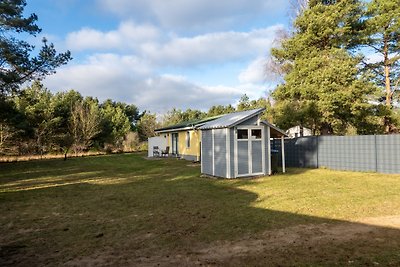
{"left": 200, "top": 108, "right": 287, "bottom": 178}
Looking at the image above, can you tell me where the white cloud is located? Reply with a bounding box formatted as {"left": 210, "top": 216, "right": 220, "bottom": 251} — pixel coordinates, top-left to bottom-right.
{"left": 44, "top": 54, "right": 152, "bottom": 101}
{"left": 49, "top": 5, "right": 286, "bottom": 113}
{"left": 135, "top": 75, "right": 243, "bottom": 112}
{"left": 97, "top": 0, "right": 287, "bottom": 31}
{"left": 238, "top": 57, "right": 268, "bottom": 84}
{"left": 66, "top": 22, "right": 283, "bottom": 67}
{"left": 66, "top": 20, "right": 160, "bottom": 52}
{"left": 365, "top": 53, "right": 382, "bottom": 64}
{"left": 146, "top": 26, "right": 281, "bottom": 66}
{"left": 43, "top": 53, "right": 245, "bottom": 113}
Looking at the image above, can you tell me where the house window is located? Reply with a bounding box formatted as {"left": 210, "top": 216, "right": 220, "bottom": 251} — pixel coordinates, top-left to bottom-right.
{"left": 251, "top": 129, "right": 262, "bottom": 139}
{"left": 186, "top": 131, "right": 190, "bottom": 148}
{"left": 237, "top": 129, "right": 248, "bottom": 139}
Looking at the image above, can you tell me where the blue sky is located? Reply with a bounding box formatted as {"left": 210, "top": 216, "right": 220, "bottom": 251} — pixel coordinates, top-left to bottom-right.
{"left": 26, "top": 0, "right": 290, "bottom": 113}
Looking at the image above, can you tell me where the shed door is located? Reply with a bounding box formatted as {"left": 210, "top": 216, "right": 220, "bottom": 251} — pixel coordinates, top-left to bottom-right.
{"left": 236, "top": 128, "right": 264, "bottom": 177}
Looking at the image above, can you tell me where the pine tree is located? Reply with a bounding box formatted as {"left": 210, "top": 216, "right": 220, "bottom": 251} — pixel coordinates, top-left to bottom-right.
{"left": 271, "top": 0, "right": 382, "bottom": 134}
{"left": 0, "top": 0, "right": 71, "bottom": 95}
{"left": 362, "top": 0, "right": 400, "bottom": 132}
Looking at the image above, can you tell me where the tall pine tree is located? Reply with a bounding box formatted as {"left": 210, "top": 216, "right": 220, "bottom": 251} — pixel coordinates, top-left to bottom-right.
{"left": 271, "top": 0, "right": 382, "bottom": 134}
{"left": 0, "top": 0, "right": 71, "bottom": 95}
{"left": 362, "top": 0, "right": 400, "bottom": 132}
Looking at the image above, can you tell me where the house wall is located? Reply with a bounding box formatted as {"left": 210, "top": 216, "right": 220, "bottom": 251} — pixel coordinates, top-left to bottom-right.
{"left": 164, "top": 130, "right": 201, "bottom": 160}
{"left": 148, "top": 136, "right": 167, "bottom": 157}
{"left": 177, "top": 130, "right": 201, "bottom": 161}
{"left": 286, "top": 126, "right": 313, "bottom": 138}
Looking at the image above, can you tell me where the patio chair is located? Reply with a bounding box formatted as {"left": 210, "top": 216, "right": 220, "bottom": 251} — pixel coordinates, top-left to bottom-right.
{"left": 161, "top": 146, "right": 169, "bottom": 157}
{"left": 153, "top": 146, "right": 160, "bottom": 157}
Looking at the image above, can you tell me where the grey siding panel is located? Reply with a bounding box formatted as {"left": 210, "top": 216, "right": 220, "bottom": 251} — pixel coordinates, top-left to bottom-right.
{"left": 318, "top": 135, "right": 375, "bottom": 172}
{"left": 230, "top": 129, "right": 235, "bottom": 177}
{"left": 376, "top": 135, "right": 400, "bottom": 174}
{"left": 214, "top": 129, "right": 227, "bottom": 177}
{"left": 275, "top": 137, "right": 317, "bottom": 168}
{"left": 237, "top": 116, "right": 258, "bottom": 126}
{"left": 237, "top": 141, "right": 249, "bottom": 175}
{"left": 274, "top": 134, "right": 400, "bottom": 174}
{"left": 252, "top": 140, "right": 263, "bottom": 173}
{"left": 264, "top": 125, "right": 270, "bottom": 174}
{"left": 201, "top": 130, "right": 213, "bottom": 175}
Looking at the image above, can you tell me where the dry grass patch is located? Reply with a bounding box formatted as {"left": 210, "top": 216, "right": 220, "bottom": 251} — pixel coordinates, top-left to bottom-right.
{"left": 1, "top": 153, "right": 400, "bottom": 266}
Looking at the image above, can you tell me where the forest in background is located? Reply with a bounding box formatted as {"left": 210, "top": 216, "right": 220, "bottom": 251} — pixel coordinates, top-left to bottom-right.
{"left": 1, "top": 0, "right": 400, "bottom": 158}
{"left": 0, "top": 81, "right": 269, "bottom": 157}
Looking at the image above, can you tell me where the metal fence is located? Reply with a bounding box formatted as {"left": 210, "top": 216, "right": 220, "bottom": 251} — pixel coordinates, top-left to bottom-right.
{"left": 272, "top": 135, "right": 400, "bottom": 174}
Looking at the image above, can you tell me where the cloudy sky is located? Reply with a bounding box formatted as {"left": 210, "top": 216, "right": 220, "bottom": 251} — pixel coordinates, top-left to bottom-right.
{"left": 26, "top": 0, "right": 290, "bottom": 113}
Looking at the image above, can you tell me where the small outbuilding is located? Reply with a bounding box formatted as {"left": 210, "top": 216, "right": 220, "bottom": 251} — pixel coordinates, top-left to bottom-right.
{"left": 199, "top": 108, "right": 287, "bottom": 178}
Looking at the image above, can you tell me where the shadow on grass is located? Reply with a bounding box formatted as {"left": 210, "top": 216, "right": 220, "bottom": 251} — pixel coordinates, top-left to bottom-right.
{"left": 0, "top": 153, "right": 399, "bottom": 266}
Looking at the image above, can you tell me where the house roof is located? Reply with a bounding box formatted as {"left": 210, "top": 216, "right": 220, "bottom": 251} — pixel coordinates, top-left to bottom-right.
{"left": 199, "top": 108, "right": 265, "bottom": 130}
{"left": 155, "top": 115, "right": 221, "bottom": 133}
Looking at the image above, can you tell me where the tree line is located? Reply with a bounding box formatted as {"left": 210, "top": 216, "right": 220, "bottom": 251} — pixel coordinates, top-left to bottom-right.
{"left": 160, "top": 95, "right": 273, "bottom": 127}
{"left": 270, "top": 0, "right": 400, "bottom": 135}
{"left": 0, "top": 81, "right": 157, "bottom": 157}
{"left": 0, "top": 84, "right": 272, "bottom": 157}
{"left": 1, "top": 0, "right": 400, "bottom": 158}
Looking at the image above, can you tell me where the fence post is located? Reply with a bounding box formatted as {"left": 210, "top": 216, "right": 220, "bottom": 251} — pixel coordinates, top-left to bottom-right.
{"left": 374, "top": 134, "right": 378, "bottom": 173}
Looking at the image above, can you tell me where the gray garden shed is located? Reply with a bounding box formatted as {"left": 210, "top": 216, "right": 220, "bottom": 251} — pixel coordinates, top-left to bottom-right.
{"left": 199, "top": 108, "right": 287, "bottom": 178}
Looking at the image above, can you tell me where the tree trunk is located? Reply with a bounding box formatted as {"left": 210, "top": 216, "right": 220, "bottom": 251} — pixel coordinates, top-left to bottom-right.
{"left": 383, "top": 34, "right": 392, "bottom": 133}
{"left": 320, "top": 123, "right": 333, "bottom": 135}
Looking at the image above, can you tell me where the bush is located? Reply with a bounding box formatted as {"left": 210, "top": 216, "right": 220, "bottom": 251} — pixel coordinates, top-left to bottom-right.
{"left": 137, "top": 141, "right": 148, "bottom": 152}
{"left": 122, "top": 131, "right": 140, "bottom": 152}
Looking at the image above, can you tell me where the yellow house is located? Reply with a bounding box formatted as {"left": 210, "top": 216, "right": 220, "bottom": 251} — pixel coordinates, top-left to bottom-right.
{"left": 154, "top": 116, "right": 220, "bottom": 161}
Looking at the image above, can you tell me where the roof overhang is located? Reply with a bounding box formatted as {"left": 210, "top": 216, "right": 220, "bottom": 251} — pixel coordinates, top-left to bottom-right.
{"left": 261, "top": 120, "right": 288, "bottom": 138}
{"left": 155, "top": 126, "right": 196, "bottom": 134}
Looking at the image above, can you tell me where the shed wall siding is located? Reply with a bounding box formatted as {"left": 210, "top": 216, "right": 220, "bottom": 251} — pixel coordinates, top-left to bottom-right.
{"left": 252, "top": 140, "right": 263, "bottom": 173}
{"left": 230, "top": 129, "right": 235, "bottom": 177}
{"left": 237, "top": 141, "right": 249, "bottom": 175}
{"left": 264, "top": 125, "right": 271, "bottom": 175}
{"left": 201, "top": 130, "right": 213, "bottom": 175}
{"left": 237, "top": 116, "right": 259, "bottom": 126}
{"left": 214, "top": 129, "right": 227, "bottom": 177}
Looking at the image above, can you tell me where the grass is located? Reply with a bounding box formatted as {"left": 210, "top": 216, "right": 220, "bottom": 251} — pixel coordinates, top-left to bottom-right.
{"left": 1, "top": 153, "right": 400, "bottom": 266}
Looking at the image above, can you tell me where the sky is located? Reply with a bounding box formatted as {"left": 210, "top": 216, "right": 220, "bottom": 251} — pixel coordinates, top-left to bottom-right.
{"left": 25, "top": 0, "right": 291, "bottom": 113}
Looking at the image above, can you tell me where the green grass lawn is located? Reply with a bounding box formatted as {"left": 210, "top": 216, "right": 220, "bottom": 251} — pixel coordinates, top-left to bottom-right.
{"left": 1, "top": 153, "right": 400, "bottom": 266}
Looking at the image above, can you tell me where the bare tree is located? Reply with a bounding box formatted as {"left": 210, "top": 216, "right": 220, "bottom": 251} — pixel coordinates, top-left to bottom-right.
{"left": 266, "top": 28, "right": 291, "bottom": 82}
{"left": 0, "top": 123, "right": 15, "bottom": 154}
{"left": 70, "top": 100, "right": 101, "bottom": 154}
{"left": 289, "top": 0, "right": 309, "bottom": 21}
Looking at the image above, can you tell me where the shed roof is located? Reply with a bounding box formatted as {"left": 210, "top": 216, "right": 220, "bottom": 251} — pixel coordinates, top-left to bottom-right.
{"left": 155, "top": 115, "right": 221, "bottom": 133}
{"left": 198, "top": 108, "right": 265, "bottom": 130}
{"left": 261, "top": 120, "right": 287, "bottom": 137}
